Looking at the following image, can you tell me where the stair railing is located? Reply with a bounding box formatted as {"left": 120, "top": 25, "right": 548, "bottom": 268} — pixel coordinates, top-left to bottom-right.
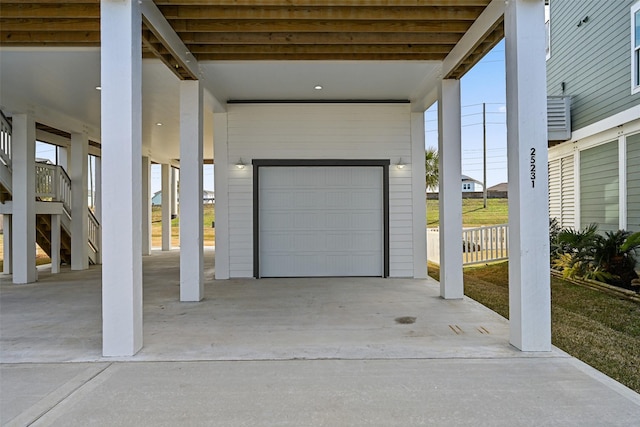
{"left": 0, "top": 111, "right": 11, "bottom": 169}
{"left": 88, "top": 208, "right": 100, "bottom": 252}
{"left": 35, "top": 163, "right": 72, "bottom": 213}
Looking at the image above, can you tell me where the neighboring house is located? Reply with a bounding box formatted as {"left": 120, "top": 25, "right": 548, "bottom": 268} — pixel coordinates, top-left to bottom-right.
{"left": 487, "top": 182, "right": 508, "bottom": 198}
{"left": 426, "top": 175, "right": 483, "bottom": 194}
{"left": 462, "top": 175, "right": 482, "bottom": 192}
{"left": 487, "top": 182, "right": 508, "bottom": 193}
{"left": 151, "top": 190, "right": 212, "bottom": 206}
{"left": 151, "top": 191, "right": 162, "bottom": 206}
{"left": 547, "top": 0, "right": 640, "bottom": 232}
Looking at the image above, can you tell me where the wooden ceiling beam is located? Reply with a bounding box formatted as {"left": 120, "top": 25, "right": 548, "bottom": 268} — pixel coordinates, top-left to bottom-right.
{"left": 192, "top": 52, "right": 446, "bottom": 61}
{"left": 0, "top": 18, "right": 99, "bottom": 32}
{"left": 170, "top": 19, "right": 471, "bottom": 33}
{"left": 180, "top": 31, "right": 461, "bottom": 45}
{"left": 158, "top": 6, "right": 483, "bottom": 21}
{"left": 142, "top": 27, "right": 192, "bottom": 80}
{"left": 1, "top": 31, "right": 100, "bottom": 44}
{"left": 175, "top": 44, "right": 453, "bottom": 55}
{"left": 0, "top": 3, "right": 99, "bottom": 19}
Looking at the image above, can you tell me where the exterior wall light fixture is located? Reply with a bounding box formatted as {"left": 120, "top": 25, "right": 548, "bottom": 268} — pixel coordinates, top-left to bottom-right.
{"left": 235, "top": 158, "right": 246, "bottom": 169}
{"left": 396, "top": 158, "right": 406, "bottom": 169}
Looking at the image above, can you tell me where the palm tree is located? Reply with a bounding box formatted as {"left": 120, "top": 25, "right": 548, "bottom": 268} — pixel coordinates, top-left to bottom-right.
{"left": 425, "top": 147, "right": 439, "bottom": 191}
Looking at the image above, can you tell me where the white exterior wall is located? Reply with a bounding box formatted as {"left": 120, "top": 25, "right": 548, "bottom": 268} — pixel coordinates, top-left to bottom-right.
{"left": 220, "top": 103, "right": 417, "bottom": 278}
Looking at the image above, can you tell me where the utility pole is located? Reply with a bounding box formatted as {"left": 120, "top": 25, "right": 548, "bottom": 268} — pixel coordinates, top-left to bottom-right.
{"left": 483, "top": 103, "right": 487, "bottom": 209}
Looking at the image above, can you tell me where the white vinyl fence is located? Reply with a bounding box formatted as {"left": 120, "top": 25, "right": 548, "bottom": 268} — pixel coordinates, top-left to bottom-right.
{"left": 427, "top": 224, "right": 509, "bottom": 266}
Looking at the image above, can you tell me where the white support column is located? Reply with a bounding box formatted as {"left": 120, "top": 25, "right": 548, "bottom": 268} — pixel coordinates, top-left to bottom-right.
{"left": 3, "top": 215, "right": 11, "bottom": 275}
{"left": 437, "top": 79, "right": 463, "bottom": 299}
{"left": 213, "top": 112, "right": 229, "bottom": 279}
{"left": 71, "top": 132, "right": 89, "bottom": 271}
{"left": 51, "top": 214, "right": 60, "bottom": 274}
{"left": 618, "top": 135, "right": 627, "bottom": 230}
{"left": 94, "top": 156, "right": 102, "bottom": 264}
{"left": 58, "top": 146, "right": 69, "bottom": 172}
{"left": 411, "top": 112, "right": 427, "bottom": 279}
{"left": 170, "top": 166, "right": 178, "bottom": 218}
{"left": 179, "top": 80, "right": 204, "bottom": 301}
{"left": 101, "top": 0, "right": 143, "bottom": 357}
{"left": 161, "top": 163, "right": 172, "bottom": 251}
{"left": 505, "top": 0, "right": 551, "bottom": 351}
{"left": 141, "top": 156, "right": 151, "bottom": 255}
{"left": 12, "top": 114, "right": 37, "bottom": 284}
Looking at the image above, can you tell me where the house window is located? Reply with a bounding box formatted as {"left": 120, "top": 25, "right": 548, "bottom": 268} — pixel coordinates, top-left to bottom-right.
{"left": 633, "top": 1, "right": 640, "bottom": 93}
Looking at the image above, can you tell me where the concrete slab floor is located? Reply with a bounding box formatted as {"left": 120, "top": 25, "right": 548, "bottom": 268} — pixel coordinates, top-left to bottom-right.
{"left": 1, "top": 250, "right": 639, "bottom": 426}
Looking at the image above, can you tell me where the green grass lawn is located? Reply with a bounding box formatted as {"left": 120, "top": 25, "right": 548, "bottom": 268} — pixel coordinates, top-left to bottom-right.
{"left": 151, "top": 204, "right": 215, "bottom": 247}
{"left": 427, "top": 198, "right": 508, "bottom": 227}
{"left": 428, "top": 261, "right": 640, "bottom": 393}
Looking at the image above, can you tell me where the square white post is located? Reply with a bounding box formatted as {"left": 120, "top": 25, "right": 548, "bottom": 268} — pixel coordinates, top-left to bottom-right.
{"left": 51, "top": 214, "right": 60, "bottom": 274}
{"left": 411, "top": 112, "right": 427, "bottom": 278}
{"left": 437, "top": 79, "right": 464, "bottom": 299}
{"left": 71, "top": 132, "right": 89, "bottom": 270}
{"left": 170, "top": 166, "right": 178, "bottom": 218}
{"left": 12, "top": 114, "right": 37, "bottom": 284}
{"left": 505, "top": 0, "right": 551, "bottom": 351}
{"left": 101, "top": 0, "right": 143, "bottom": 357}
{"left": 3, "top": 215, "right": 11, "bottom": 274}
{"left": 58, "top": 146, "right": 69, "bottom": 172}
{"left": 213, "top": 112, "right": 229, "bottom": 279}
{"left": 94, "top": 156, "right": 102, "bottom": 264}
{"left": 161, "top": 163, "right": 172, "bottom": 251}
{"left": 142, "top": 156, "right": 151, "bottom": 255}
{"left": 180, "top": 80, "right": 204, "bottom": 301}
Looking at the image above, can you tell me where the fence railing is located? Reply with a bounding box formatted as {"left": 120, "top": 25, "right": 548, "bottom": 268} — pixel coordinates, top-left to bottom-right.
{"left": 35, "top": 163, "right": 72, "bottom": 213}
{"left": 0, "top": 111, "right": 11, "bottom": 169}
{"left": 427, "top": 224, "right": 509, "bottom": 266}
{"left": 461, "top": 224, "right": 509, "bottom": 265}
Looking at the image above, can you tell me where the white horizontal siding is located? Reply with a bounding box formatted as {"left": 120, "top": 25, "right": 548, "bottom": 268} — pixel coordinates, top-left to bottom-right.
{"left": 225, "top": 103, "right": 414, "bottom": 278}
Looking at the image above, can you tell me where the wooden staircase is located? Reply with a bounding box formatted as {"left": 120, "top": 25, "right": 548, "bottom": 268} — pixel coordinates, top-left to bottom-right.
{"left": 35, "top": 214, "right": 72, "bottom": 265}
{"left": 0, "top": 111, "right": 100, "bottom": 269}
{"left": 0, "top": 182, "right": 10, "bottom": 204}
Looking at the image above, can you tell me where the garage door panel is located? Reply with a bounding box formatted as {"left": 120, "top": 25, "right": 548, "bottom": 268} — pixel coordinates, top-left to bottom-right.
{"left": 261, "top": 211, "right": 293, "bottom": 230}
{"left": 326, "top": 231, "right": 380, "bottom": 251}
{"left": 259, "top": 166, "right": 383, "bottom": 277}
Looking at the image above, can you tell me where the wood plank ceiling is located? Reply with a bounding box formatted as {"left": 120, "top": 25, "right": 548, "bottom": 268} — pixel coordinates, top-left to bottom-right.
{"left": 0, "top": 0, "right": 502, "bottom": 79}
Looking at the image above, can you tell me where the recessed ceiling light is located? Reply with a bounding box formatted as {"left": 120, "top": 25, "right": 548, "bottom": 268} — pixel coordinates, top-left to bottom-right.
{"left": 314, "top": 85, "right": 323, "bottom": 90}
{"left": 156, "top": 122, "right": 163, "bottom": 126}
{"left": 95, "top": 86, "right": 101, "bottom": 90}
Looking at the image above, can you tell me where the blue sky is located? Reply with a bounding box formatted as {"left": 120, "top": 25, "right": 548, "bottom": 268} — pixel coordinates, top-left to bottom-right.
{"left": 425, "top": 40, "right": 507, "bottom": 188}
{"left": 37, "top": 41, "right": 507, "bottom": 194}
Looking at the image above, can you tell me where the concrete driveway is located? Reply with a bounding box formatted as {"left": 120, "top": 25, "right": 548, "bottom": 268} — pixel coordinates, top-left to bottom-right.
{"left": 1, "top": 250, "right": 639, "bottom": 426}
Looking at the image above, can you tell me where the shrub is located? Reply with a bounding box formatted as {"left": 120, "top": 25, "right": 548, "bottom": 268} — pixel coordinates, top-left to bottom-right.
{"left": 551, "top": 223, "right": 640, "bottom": 290}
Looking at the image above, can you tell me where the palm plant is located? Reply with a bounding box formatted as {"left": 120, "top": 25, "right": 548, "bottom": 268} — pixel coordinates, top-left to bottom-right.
{"left": 594, "top": 230, "right": 640, "bottom": 287}
{"left": 425, "top": 147, "right": 439, "bottom": 191}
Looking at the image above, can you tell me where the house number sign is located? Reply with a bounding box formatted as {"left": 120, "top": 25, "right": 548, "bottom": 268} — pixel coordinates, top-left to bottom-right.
{"left": 530, "top": 147, "right": 536, "bottom": 188}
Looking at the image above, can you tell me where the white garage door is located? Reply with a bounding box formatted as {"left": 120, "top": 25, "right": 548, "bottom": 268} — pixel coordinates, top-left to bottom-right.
{"left": 259, "top": 166, "right": 383, "bottom": 277}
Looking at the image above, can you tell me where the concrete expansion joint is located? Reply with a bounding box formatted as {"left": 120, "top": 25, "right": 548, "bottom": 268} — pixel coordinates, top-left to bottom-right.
{"left": 4, "top": 362, "right": 113, "bottom": 427}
